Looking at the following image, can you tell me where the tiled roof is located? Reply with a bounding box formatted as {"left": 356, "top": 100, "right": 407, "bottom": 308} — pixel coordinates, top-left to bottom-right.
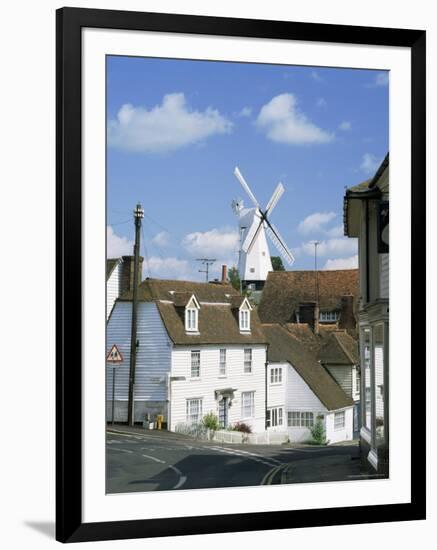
{"left": 119, "top": 278, "right": 238, "bottom": 303}
{"left": 258, "top": 270, "right": 359, "bottom": 324}
{"left": 263, "top": 324, "right": 353, "bottom": 411}
{"left": 318, "top": 330, "right": 359, "bottom": 365}
{"left": 119, "top": 278, "right": 266, "bottom": 345}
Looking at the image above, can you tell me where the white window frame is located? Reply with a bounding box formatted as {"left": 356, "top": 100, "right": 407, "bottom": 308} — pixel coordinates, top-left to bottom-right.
{"left": 190, "top": 350, "right": 201, "bottom": 378}
{"left": 219, "top": 348, "right": 226, "bottom": 376}
{"left": 241, "top": 391, "right": 255, "bottom": 418}
{"left": 319, "top": 311, "right": 339, "bottom": 322}
{"left": 244, "top": 348, "right": 252, "bottom": 373}
{"left": 267, "top": 406, "right": 283, "bottom": 428}
{"left": 270, "top": 366, "right": 282, "bottom": 384}
{"left": 239, "top": 309, "right": 250, "bottom": 331}
{"left": 185, "top": 307, "right": 198, "bottom": 332}
{"left": 287, "top": 411, "right": 314, "bottom": 427}
{"left": 186, "top": 398, "right": 203, "bottom": 424}
{"left": 334, "top": 410, "right": 346, "bottom": 430}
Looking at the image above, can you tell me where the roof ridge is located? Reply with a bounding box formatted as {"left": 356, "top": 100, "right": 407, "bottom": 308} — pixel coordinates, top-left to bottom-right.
{"left": 332, "top": 331, "right": 357, "bottom": 364}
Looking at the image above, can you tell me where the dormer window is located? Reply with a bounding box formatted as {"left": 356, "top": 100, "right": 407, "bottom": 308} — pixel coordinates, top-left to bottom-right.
{"left": 239, "top": 297, "right": 252, "bottom": 332}
{"left": 240, "top": 309, "right": 250, "bottom": 331}
{"left": 184, "top": 294, "right": 200, "bottom": 333}
{"left": 186, "top": 308, "right": 198, "bottom": 331}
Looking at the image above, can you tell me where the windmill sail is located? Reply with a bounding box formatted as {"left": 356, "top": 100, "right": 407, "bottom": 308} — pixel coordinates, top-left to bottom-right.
{"left": 265, "top": 182, "right": 284, "bottom": 216}
{"left": 241, "top": 217, "right": 262, "bottom": 252}
{"left": 265, "top": 221, "right": 295, "bottom": 265}
{"left": 234, "top": 167, "right": 259, "bottom": 208}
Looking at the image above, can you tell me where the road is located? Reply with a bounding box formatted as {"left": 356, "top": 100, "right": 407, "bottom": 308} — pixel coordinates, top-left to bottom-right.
{"left": 106, "top": 428, "right": 369, "bottom": 493}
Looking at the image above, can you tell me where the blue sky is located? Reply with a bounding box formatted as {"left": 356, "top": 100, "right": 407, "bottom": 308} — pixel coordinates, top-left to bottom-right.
{"left": 107, "top": 56, "right": 388, "bottom": 281}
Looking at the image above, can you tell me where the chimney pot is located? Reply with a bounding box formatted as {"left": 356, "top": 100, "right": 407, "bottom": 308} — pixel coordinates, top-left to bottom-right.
{"left": 221, "top": 265, "right": 228, "bottom": 283}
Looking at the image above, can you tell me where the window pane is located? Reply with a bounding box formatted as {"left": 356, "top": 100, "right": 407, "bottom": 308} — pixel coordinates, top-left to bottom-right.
{"left": 362, "top": 328, "right": 372, "bottom": 430}
{"left": 244, "top": 349, "right": 252, "bottom": 373}
{"left": 219, "top": 349, "right": 226, "bottom": 375}
{"left": 334, "top": 411, "right": 345, "bottom": 430}
{"left": 374, "top": 324, "right": 385, "bottom": 445}
{"left": 191, "top": 350, "right": 200, "bottom": 377}
{"left": 242, "top": 391, "right": 254, "bottom": 417}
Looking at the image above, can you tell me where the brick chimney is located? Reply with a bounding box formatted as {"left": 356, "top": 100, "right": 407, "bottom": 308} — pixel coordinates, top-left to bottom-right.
{"left": 298, "top": 302, "right": 320, "bottom": 334}
{"left": 221, "top": 265, "right": 228, "bottom": 284}
{"left": 120, "top": 255, "right": 144, "bottom": 294}
{"left": 338, "top": 295, "right": 356, "bottom": 330}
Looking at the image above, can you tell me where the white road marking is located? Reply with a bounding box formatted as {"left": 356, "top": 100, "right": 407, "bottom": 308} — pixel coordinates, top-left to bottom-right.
{"left": 109, "top": 447, "right": 133, "bottom": 454}
{"left": 220, "top": 446, "right": 282, "bottom": 465}
{"left": 141, "top": 453, "right": 166, "bottom": 464}
{"left": 209, "top": 446, "right": 279, "bottom": 467}
{"left": 168, "top": 465, "right": 187, "bottom": 489}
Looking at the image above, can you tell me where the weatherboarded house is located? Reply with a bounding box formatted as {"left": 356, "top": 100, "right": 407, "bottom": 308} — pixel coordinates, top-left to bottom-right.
{"left": 106, "top": 279, "right": 268, "bottom": 432}
{"left": 344, "top": 153, "right": 389, "bottom": 473}
{"left": 263, "top": 324, "right": 354, "bottom": 444}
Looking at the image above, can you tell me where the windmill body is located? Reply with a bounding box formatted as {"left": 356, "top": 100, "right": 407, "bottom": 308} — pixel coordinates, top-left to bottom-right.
{"left": 232, "top": 167, "right": 295, "bottom": 290}
{"left": 236, "top": 206, "right": 273, "bottom": 286}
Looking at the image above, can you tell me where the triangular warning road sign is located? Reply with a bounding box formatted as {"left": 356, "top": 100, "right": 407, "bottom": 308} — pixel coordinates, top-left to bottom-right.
{"left": 106, "top": 344, "right": 123, "bottom": 363}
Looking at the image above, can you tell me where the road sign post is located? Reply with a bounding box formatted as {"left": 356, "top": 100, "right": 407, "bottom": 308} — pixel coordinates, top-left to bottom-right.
{"left": 106, "top": 344, "right": 123, "bottom": 425}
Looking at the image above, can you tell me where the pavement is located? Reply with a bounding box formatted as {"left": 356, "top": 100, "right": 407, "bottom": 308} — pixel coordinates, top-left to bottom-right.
{"left": 106, "top": 425, "right": 379, "bottom": 493}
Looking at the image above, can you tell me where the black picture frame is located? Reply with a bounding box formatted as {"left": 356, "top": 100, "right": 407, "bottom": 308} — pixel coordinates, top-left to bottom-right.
{"left": 56, "top": 7, "right": 426, "bottom": 543}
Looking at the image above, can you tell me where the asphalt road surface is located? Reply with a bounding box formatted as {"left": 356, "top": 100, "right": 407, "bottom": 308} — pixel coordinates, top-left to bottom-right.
{"left": 106, "top": 428, "right": 367, "bottom": 493}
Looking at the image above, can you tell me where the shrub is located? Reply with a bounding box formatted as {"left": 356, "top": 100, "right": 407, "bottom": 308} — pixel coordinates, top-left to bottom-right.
{"left": 310, "top": 416, "right": 326, "bottom": 445}
{"left": 202, "top": 412, "right": 219, "bottom": 431}
{"left": 229, "top": 421, "right": 252, "bottom": 434}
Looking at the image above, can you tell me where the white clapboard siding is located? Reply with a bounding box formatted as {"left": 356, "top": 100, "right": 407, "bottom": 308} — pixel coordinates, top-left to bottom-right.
{"left": 106, "top": 262, "right": 122, "bottom": 319}
{"left": 325, "top": 365, "right": 353, "bottom": 397}
{"left": 267, "top": 363, "right": 287, "bottom": 408}
{"left": 325, "top": 407, "right": 354, "bottom": 443}
{"left": 286, "top": 364, "right": 326, "bottom": 411}
{"left": 379, "top": 253, "right": 389, "bottom": 299}
{"left": 106, "top": 301, "right": 172, "bottom": 401}
{"left": 170, "top": 345, "right": 267, "bottom": 433}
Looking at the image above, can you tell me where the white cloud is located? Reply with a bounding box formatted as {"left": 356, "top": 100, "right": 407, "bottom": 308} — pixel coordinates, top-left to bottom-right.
{"left": 316, "top": 98, "right": 327, "bottom": 108}
{"left": 107, "top": 226, "right": 133, "bottom": 257}
{"left": 374, "top": 72, "right": 389, "bottom": 87}
{"left": 311, "top": 71, "right": 323, "bottom": 82}
{"left": 238, "top": 106, "right": 252, "bottom": 117}
{"left": 151, "top": 231, "right": 170, "bottom": 247}
{"left": 298, "top": 211, "right": 337, "bottom": 235}
{"left": 339, "top": 120, "right": 352, "bottom": 131}
{"left": 360, "top": 153, "right": 380, "bottom": 174}
{"left": 143, "top": 256, "right": 191, "bottom": 280}
{"left": 182, "top": 227, "right": 239, "bottom": 258}
{"left": 326, "top": 224, "right": 345, "bottom": 238}
{"left": 300, "top": 238, "right": 358, "bottom": 257}
{"left": 323, "top": 255, "right": 358, "bottom": 270}
{"left": 256, "top": 94, "right": 334, "bottom": 145}
{"left": 108, "top": 93, "right": 233, "bottom": 153}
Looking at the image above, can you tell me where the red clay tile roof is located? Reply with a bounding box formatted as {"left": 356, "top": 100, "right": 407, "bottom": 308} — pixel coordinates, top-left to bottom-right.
{"left": 258, "top": 270, "right": 359, "bottom": 324}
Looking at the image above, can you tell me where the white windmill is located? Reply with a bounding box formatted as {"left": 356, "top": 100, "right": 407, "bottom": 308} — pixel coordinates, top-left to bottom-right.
{"left": 232, "top": 167, "right": 295, "bottom": 290}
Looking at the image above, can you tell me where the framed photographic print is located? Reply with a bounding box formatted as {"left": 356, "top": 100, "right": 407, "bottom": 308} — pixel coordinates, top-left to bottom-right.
{"left": 56, "top": 7, "right": 426, "bottom": 543}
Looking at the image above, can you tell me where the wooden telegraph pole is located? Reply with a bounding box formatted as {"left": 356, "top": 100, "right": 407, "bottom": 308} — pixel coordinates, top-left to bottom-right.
{"left": 127, "top": 203, "right": 144, "bottom": 426}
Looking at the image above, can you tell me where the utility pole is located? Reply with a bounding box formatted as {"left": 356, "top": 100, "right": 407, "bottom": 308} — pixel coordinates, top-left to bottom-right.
{"left": 313, "top": 241, "right": 320, "bottom": 305}
{"left": 127, "top": 203, "right": 144, "bottom": 426}
{"left": 196, "top": 258, "right": 216, "bottom": 282}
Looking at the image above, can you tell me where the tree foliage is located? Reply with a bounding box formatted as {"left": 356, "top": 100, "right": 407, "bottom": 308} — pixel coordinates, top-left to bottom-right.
{"left": 228, "top": 266, "right": 241, "bottom": 291}
{"left": 271, "top": 256, "right": 285, "bottom": 271}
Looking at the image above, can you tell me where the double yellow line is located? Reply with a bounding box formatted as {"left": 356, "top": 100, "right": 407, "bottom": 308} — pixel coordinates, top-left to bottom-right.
{"left": 261, "top": 463, "right": 288, "bottom": 485}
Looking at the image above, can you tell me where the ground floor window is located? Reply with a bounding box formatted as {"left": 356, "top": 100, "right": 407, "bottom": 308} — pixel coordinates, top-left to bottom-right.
{"left": 186, "top": 398, "right": 202, "bottom": 424}
{"left": 334, "top": 410, "right": 345, "bottom": 430}
{"left": 266, "top": 407, "right": 283, "bottom": 427}
{"left": 287, "top": 411, "right": 314, "bottom": 427}
{"left": 241, "top": 391, "right": 255, "bottom": 418}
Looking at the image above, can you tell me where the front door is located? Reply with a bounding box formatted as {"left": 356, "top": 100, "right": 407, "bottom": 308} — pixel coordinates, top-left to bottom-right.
{"left": 218, "top": 397, "right": 229, "bottom": 429}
